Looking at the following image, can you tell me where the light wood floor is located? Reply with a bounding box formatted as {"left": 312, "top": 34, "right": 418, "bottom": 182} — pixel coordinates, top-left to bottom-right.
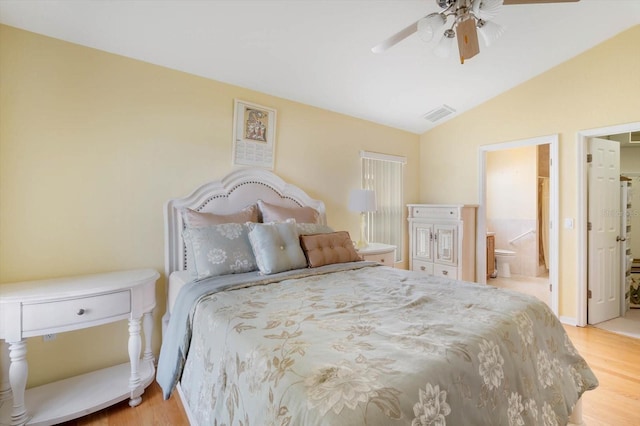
{"left": 60, "top": 380, "right": 189, "bottom": 425}
{"left": 60, "top": 325, "right": 639, "bottom": 426}
{"left": 563, "top": 325, "right": 640, "bottom": 426}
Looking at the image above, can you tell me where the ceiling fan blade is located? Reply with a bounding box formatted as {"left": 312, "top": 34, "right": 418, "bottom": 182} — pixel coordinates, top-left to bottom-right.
{"left": 503, "top": 0, "right": 579, "bottom": 4}
{"left": 457, "top": 17, "right": 480, "bottom": 64}
{"left": 371, "top": 20, "right": 419, "bottom": 53}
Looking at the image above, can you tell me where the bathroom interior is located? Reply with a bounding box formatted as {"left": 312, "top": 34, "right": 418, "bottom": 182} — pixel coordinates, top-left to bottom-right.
{"left": 486, "top": 144, "right": 550, "bottom": 304}
{"left": 486, "top": 132, "right": 639, "bottom": 335}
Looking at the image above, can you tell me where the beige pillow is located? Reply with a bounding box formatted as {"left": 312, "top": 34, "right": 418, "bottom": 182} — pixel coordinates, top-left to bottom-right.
{"left": 258, "top": 199, "right": 320, "bottom": 224}
{"left": 182, "top": 204, "right": 259, "bottom": 228}
{"left": 299, "top": 231, "right": 362, "bottom": 268}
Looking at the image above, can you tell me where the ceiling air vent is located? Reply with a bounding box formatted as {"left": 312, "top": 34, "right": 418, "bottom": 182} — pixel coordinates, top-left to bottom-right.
{"left": 422, "top": 105, "right": 456, "bottom": 123}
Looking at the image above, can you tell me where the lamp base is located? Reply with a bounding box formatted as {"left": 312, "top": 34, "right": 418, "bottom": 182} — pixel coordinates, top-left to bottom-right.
{"left": 355, "top": 240, "right": 369, "bottom": 250}
{"left": 356, "top": 212, "right": 369, "bottom": 249}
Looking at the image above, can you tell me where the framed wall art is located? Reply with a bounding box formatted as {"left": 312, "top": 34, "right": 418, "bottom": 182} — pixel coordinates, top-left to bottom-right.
{"left": 232, "top": 99, "right": 277, "bottom": 169}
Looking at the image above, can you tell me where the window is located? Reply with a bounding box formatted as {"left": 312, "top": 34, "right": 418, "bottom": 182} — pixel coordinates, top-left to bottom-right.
{"left": 360, "top": 151, "right": 406, "bottom": 262}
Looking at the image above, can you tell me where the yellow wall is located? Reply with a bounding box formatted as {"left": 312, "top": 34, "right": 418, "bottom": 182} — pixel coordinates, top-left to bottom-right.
{"left": 486, "top": 145, "right": 537, "bottom": 221}
{"left": 419, "top": 25, "right": 640, "bottom": 319}
{"left": 0, "top": 25, "right": 420, "bottom": 387}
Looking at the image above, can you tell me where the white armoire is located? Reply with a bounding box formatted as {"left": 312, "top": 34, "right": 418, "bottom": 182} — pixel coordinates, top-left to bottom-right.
{"left": 407, "top": 204, "right": 477, "bottom": 282}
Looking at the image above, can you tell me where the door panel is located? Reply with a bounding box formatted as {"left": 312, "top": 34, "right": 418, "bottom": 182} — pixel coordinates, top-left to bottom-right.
{"left": 588, "top": 137, "right": 620, "bottom": 324}
{"left": 412, "top": 223, "right": 433, "bottom": 262}
{"left": 434, "top": 224, "right": 457, "bottom": 266}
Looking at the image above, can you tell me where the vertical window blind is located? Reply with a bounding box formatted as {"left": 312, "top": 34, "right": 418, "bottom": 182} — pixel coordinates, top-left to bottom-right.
{"left": 360, "top": 151, "right": 406, "bottom": 262}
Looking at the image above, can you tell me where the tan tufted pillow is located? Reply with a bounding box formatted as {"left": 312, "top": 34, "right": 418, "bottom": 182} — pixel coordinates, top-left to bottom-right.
{"left": 182, "top": 204, "right": 259, "bottom": 228}
{"left": 299, "top": 231, "right": 362, "bottom": 268}
{"left": 258, "top": 199, "right": 320, "bottom": 224}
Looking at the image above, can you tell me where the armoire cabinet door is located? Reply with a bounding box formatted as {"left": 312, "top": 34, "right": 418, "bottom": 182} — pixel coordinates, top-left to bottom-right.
{"left": 412, "top": 223, "right": 433, "bottom": 262}
{"left": 434, "top": 224, "right": 457, "bottom": 266}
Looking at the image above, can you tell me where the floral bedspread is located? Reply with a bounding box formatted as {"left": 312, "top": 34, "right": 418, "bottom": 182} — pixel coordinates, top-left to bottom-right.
{"left": 175, "top": 264, "right": 597, "bottom": 425}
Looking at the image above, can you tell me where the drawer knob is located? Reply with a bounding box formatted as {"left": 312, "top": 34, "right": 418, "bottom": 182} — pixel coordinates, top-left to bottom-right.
{"left": 420, "top": 266, "right": 426, "bottom": 271}
{"left": 442, "top": 270, "right": 448, "bottom": 275}
{"left": 77, "top": 308, "right": 86, "bottom": 316}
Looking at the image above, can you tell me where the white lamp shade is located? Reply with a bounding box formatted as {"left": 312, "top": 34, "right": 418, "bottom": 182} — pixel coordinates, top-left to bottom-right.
{"left": 417, "top": 13, "right": 445, "bottom": 43}
{"left": 433, "top": 31, "right": 455, "bottom": 58}
{"left": 348, "top": 189, "right": 376, "bottom": 212}
{"left": 477, "top": 20, "right": 505, "bottom": 47}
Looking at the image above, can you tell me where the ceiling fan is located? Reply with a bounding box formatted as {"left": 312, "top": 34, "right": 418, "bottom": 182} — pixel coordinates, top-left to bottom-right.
{"left": 371, "top": 0, "right": 580, "bottom": 64}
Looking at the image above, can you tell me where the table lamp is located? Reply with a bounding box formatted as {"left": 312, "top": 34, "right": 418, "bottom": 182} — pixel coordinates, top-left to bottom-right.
{"left": 348, "top": 189, "right": 376, "bottom": 249}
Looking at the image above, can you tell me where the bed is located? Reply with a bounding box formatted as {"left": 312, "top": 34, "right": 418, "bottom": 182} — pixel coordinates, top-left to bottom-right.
{"left": 157, "top": 168, "right": 598, "bottom": 425}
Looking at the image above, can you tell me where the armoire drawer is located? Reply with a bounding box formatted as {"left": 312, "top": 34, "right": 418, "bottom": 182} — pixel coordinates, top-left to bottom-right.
{"left": 412, "top": 259, "right": 434, "bottom": 274}
{"left": 434, "top": 264, "right": 458, "bottom": 280}
{"left": 410, "top": 206, "right": 460, "bottom": 220}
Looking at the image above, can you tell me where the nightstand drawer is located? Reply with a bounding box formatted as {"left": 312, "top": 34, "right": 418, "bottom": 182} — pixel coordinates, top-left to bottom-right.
{"left": 361, "top": 251, "right": 394, "bottom": 266}
{"left": 22, "top": 290, "right": 131, "bottom": 333}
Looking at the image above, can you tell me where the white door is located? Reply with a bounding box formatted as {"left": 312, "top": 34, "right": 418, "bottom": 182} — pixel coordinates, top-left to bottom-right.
{"left": 588, "top": 137, "right": 620, "bottom": 324}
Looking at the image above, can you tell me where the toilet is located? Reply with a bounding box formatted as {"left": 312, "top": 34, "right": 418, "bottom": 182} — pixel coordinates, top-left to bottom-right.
{"left": 494, "top": 249, "right": 517, "bottom": 278}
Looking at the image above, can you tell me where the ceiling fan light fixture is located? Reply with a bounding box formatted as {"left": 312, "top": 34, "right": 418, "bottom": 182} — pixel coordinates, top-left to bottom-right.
{"left": 473, "top": 0, "right": 504, "bottom": 21}
{"left": 477, "top": 19, "right": 505, "bottom": 46}
{"left": 417, "top": 13, "right": 446, "bottom": 42}
{"left": 434, "top": 29, "right": 456, "bottom": 58}
{"left": 371, "top": 0, "right": 581, "bottom": 62}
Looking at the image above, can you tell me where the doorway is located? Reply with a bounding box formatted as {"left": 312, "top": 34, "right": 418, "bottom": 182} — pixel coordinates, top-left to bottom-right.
{"left": 478, "top": 135, "right": 560, "bottom": 316}
{"left": 577, "top": 122, "right": 640, "bottom": 326}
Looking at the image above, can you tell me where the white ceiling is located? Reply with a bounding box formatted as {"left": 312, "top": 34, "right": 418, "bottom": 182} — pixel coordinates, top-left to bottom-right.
{"left": 1, "top": 0, "right": 639, "bottom": 134}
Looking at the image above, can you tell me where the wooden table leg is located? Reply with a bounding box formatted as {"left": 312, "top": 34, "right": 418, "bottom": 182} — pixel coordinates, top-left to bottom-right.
{"left": 0, "top": 341, "right": 12, "bottom": 402}
{"left": 127, "top": 317, "right": 142, "bottom": 407}
{"left": 8, "top": 340, "right": 28, "bottom": 425}
{"left": 142, "top": 311, "right": 154, "bottom": 365}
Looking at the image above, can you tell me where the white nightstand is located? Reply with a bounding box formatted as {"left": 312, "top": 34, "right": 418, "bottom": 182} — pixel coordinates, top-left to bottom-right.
{"left": 357, "top": 243, "right": 396, "bottom": 267}
{"left": 0, "top": 268, "right": 159, "bottom": 426}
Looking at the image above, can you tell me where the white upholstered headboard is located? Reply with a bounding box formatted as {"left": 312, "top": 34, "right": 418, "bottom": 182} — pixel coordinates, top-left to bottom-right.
{"left": 164, "top": 168, "right": 326, "bottom": 280}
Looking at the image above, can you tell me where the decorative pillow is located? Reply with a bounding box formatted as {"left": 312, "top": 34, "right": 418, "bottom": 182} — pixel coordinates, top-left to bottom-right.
{"left": 296, "top": 223, "right": 334, "bottom": 235}
{"left": 182, "top": 204, "right": 258, "bottom": 228}
{"left": 183, "top": 223, "right": 257, "bottom": 280}
{"left": 257, "top": 199, "right": 320, "bottom": 224}
{"left": 299, "top": 231, "right": 362, "bottom": 268}
{"left": 182, "top": 204, "right": 259, "bottom": 279}
{"left": 247, "top": 221, "right": 308, "bottom": 274}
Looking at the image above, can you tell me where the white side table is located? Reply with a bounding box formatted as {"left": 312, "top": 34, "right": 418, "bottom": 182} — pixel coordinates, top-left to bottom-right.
{"left": 357, "top": 243, "right": 396, "bottom": 267}
{"left": 0, "top": 268, "right": 159, "bottom": 426}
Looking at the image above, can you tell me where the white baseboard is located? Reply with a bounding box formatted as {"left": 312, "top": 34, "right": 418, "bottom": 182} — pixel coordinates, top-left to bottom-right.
{"left": 560, "top": 316, "right": 578, "bottom": 326}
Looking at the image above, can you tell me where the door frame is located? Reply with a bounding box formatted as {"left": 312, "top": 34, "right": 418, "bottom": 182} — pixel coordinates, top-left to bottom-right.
{"left": 478, "top": 134, "right": 560, "bottom": 316}
{"left": 577, "top": 121, "right": 640, "bottom": 326}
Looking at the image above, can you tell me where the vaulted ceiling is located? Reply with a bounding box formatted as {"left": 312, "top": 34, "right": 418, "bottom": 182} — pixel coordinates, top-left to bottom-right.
{"left": 1, "top": 0, "right": 639, "bottom": 134}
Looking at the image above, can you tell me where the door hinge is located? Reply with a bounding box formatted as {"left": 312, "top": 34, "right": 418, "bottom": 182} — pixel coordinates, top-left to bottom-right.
{"left": 549, "top": 283, "right": 552, "bottom": 292}
{"left": 587, "top": 153, "right": 593, "bottom": 163}
{"left": 587, "top": 222, "right": 592, "bottom": 231}
{"left": 587, "top": 289, "right": 592, "bottom": 299}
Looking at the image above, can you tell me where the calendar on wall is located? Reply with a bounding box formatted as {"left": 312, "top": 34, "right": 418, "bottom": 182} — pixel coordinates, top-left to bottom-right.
{"left": 232, "top": 99, "right": 277, "bottom": 170}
